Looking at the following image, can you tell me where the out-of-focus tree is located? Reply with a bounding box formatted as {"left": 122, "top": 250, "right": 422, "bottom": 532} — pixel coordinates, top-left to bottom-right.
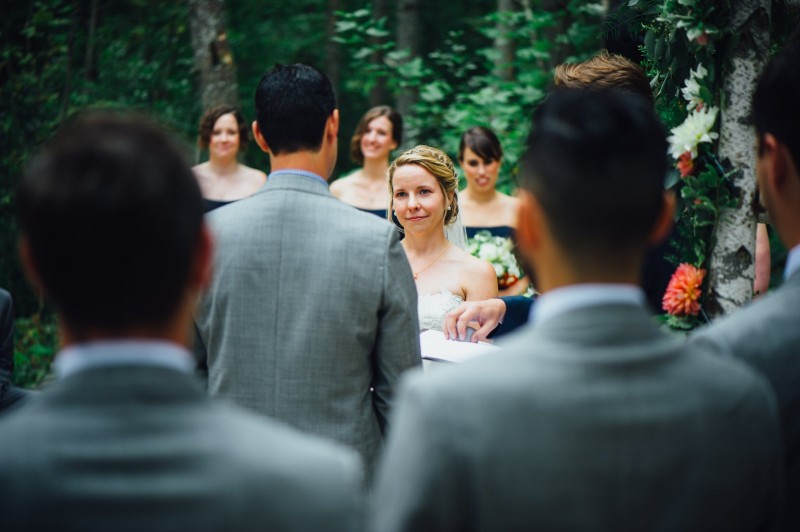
{"left": 187, "top": 0, "right": 239, "bottom": 109}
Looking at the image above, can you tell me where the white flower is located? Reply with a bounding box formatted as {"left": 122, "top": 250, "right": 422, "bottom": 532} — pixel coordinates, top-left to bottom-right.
{"left": 478, "top": 242, "right": 500, "bottom": 261}
{"left": 492, "top": 263, "right": 505, "bottom": 277}
{"left": 681, "top": 64, "right": 708, "bottom": 111}
{"left": 667, "top": 106, "right": 719, "bottom": 160}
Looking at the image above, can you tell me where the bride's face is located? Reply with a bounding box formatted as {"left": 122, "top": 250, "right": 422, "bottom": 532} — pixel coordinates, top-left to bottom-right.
{"left": 392, "top": 164, "right": 449, "bottom": 235}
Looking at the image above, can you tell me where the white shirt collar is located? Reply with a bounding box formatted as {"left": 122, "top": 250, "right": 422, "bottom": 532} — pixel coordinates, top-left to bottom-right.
{"left": 532, "top": 284, "right": 647, "bottom": 326}
{"left": 784, "top": 243, "right": 800, "bottom": 280}
{"left": 53, "top": 340, "right": 195, "bottom": 380}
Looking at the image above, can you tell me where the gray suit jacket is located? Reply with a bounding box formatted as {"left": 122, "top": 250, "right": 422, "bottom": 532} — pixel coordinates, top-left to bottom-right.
{"left": 0, "top": 364, "right": 363, "bottom": 532}
{"left": 691, "top": 270, "right": 800, "bottom": 531}
{"left": 373, "top": 303, "right": 783, "bottom": 532}
{"left": 194, "top": 173, "right": 421, "bottom": 474}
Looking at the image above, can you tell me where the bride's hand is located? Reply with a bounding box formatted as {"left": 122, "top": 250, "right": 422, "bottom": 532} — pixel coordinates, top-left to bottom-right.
{"left": 443, "top": 299, "right": 507, "bottom": 343}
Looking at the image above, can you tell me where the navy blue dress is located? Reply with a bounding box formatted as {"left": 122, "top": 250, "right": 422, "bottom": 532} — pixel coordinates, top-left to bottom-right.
{"left": 203, "top": 198, "right": 236, "bottom": 213}
{"left": 466, "top": 225, "right": 514, "bottom": 239}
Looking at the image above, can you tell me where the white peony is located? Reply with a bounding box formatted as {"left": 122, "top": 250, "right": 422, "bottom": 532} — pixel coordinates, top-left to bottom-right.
{"left": 680, "top": 64, "right": 708, "bottom": 111}
{"left": 667, "top": 106, "right": 719, "bottom": 160}
{"left": 478, "top": 242, "right": 500, "bottom": 261}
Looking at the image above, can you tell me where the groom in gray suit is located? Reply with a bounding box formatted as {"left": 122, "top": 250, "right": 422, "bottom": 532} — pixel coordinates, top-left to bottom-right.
{"left": 194, "top": 64, "right": 421, "bottom": 476}
{"left": 373, "top": 90, "right": 784, "bottom": 531}
{"left": 0, "top": 113, "right": 363, "bottom": 531}
{"left": 691, "top": 41, "right": 800, "bottom": 531}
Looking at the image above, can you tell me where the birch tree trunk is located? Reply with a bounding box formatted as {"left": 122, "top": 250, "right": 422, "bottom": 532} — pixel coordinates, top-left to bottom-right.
{"left": 187, "top": 0, "right": 239, "bottom": 109}
{"left": 706, "top": 0, "right": 771, "bottom": 317}
{"left": 396, "top": 0, "right": 421, "bottom": 127}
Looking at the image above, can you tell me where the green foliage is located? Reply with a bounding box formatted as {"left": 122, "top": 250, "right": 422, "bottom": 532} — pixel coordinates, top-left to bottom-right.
{"left": 12, "top": 313, "right": 59, "bottom": 389}
{"left": 335, "top": 1, "right": 604, "bottom": 194}
{"left": 1, "top": 0, "right": 198, "bottom": 316}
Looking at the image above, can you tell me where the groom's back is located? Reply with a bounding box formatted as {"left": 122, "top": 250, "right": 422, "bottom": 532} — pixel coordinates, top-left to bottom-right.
{"left": 196, "top": 174, "right": 420, "bottom": 473}
{"left": 193, "top": 64, "right": 420, "bottom": 477}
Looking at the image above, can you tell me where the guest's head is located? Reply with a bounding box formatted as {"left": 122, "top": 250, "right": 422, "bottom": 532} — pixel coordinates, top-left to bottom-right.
{"left": 554, "top": 50, "right": 654, "bottom": 106}
{"left": 197, "top": 104, "right": 249, "bottom": 155}
{"left": 752, "top": 41, "right": 800, "bottom": 248}
{"left": 17, "top": 112, "right": 211, "bottom": 342}
{"left": 458, "top": 126, "right": 503, "bottom": 194}
{"left": 517, "top": 89, "right": 670, "bottom": 289}
{"left": 252, "top": 64, "right": 339, "bottom": 176}
{"left": 388, "top": 145, "right": 460, "bottom": 232}
{"left": 351, "top": 106, "right": 403, "bottom": 165}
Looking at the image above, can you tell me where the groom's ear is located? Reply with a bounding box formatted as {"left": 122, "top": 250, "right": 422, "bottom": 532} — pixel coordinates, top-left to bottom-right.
{"left": 252, "top": 121, "right": 270, "bottom": 154}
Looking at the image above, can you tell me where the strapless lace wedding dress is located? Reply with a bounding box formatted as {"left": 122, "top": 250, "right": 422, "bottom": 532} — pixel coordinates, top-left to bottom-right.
{"left": 418, "top": 290, "right": 464, "bottom": 332}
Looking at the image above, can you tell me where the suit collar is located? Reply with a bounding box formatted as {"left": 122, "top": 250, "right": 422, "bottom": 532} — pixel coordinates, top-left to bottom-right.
{"left": 257, "top": 170, "right": 331, "bottom": 198}
{"left": 784, "top": 242, "right": 800, "bottom": 280}
{"left": 533, "top": 284, "right": 646, "bottom": 327}
{"left": 506, "top": 302, "right": 679, "bottom": 364}
{"left": 54, "top": 340, "right": 194, "bottom": 380}
{"left": 40, "top": 364, "right": 208, "bottom": 407}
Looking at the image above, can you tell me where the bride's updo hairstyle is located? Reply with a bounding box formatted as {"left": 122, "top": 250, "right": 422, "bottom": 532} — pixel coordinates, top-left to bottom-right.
{"left": 388, "top": 145, "right": 460, "bottom": 228}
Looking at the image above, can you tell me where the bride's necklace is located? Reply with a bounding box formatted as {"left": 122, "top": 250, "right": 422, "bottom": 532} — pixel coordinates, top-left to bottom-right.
{"left": 412, "top": 244, "right": 450, "bottom": 279}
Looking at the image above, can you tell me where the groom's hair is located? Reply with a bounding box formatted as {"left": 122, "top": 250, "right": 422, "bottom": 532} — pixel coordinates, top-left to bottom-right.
{"left": 753, "top": 39, "right": 800, "bottom": 172}
{"left": 520, "top": 89, "right": 667, "bottom": 265}
{"left": 17, "top": 112, "right": 204, "bottom": 333}
{"left": 254, "top": 64, "right": 336, "bottom": 156}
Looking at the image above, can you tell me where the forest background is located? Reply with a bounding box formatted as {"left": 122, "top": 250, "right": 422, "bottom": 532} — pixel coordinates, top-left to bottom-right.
{"left": 1, "top": 0, "right": 798, "bottom": 386}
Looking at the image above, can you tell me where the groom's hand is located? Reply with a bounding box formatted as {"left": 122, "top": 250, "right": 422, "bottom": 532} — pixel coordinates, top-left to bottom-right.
{"left": 443, "top": 299, "right": 507, "bottom": 343}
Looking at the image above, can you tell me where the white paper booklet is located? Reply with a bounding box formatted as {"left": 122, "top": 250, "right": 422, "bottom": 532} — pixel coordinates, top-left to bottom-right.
{"left": 419, "top": 329, "right": 499, "bottom": 364}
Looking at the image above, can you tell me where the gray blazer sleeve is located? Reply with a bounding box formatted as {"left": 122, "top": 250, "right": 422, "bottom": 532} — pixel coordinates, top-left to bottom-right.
{"left": 372, "top": 377, "right": 466, "bottom": 532}
{"left": 371, "top": 229, "right": 422, "bottom": 434}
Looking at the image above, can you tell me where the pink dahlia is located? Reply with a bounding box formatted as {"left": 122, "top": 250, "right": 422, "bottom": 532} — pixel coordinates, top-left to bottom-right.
{"left": 662, "top": 263, "right": 706, "bottom": 316}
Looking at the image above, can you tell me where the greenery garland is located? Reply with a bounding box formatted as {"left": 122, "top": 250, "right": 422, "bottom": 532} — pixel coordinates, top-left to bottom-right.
{"left": 635, "top": 0, "right": 738, "bottom": 330}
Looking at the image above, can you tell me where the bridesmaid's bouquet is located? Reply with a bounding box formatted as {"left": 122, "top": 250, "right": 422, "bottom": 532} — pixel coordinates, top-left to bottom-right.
{"left": 467, "top": 230, "right": 523, "bottom": 290}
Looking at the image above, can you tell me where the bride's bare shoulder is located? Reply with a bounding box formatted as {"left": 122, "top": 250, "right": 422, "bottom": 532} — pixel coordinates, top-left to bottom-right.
{"left": 452, "top": 248, "right": 498, "bottom": 300}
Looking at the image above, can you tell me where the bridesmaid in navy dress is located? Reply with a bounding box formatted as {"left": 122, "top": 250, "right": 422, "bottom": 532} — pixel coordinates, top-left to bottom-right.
{"left": 330, "top": 106, "right": 402, "bottom": 219}
{"left": 193, "top": 105, "right": 266, "bottom": 213}
{"left": 458, "top": 126, "right": 529, "bottom": 296}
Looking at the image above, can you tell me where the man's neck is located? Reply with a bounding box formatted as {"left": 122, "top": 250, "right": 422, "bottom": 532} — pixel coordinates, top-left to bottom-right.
{"left": 269, "top": 151, "right": 331, "bottom": 181}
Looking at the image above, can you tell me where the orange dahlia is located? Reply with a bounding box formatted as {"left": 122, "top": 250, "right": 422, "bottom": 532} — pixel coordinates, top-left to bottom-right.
{"left": 677, "top": 151, "right": 694, "bottom": 177}
{"left": 662, "top": 263, "right": 706, "bottom": 316}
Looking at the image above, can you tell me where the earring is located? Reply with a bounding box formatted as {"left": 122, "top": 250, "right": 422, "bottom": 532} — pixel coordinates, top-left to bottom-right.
{"left": 447, "top": 205, "right": 452, "bottom": 210}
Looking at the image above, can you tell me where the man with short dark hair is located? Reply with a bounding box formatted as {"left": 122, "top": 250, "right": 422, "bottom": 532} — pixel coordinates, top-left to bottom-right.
{"left": 0, "top": 113, "right": 363, "bottom": 531}
{"left": 373, "top": 90, "right": 783, "bottom": 532}
{"left": 691, "top": 40, "right": 800, "bottom": 530}
{"left": 194, "top": 64, "right": 420, "bottom": 477}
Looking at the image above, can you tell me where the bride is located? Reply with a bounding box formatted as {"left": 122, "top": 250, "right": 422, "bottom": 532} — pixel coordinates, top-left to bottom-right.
{"left": 388, "top": 145, "right": 497, "bottom": 332}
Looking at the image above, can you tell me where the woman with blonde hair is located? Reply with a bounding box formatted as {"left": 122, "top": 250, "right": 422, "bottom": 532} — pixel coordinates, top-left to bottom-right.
{"left": 389, "top": 145, "right": 497, "bottom": 332}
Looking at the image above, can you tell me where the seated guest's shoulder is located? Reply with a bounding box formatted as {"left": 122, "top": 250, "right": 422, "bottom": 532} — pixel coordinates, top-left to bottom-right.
{"left": 207, "top": 402, "right": 365, "bottom": 520}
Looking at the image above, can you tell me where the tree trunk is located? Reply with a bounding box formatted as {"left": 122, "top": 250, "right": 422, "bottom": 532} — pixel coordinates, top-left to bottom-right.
{"left": 325, "top": 0, "right": 341, "bottom": 92}
{"left": 84, "top": 0, "right": 99, "bottom": 81}
{"left": 396, "top": 0, "right": 421, "bottom": 129}
{"left": 493, "top": 0, "right": 515, "bottom": 82}
{"left": 707, "top": 0, "right": 771, "bottom": 317}
{"left": 187, "top": 0, "right": 239, "bottom": 109}
{"left": 370, "top": 0, "right": 390, "bottom": 106}
{"left": 59, "top": 3, "right": 79, "bottom": 124}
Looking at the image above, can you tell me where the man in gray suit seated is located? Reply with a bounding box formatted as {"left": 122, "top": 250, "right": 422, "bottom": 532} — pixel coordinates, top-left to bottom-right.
{"left": 0, "top": 113, "right": 363, "bottom": 532}
{"left": 193, "top": 64, "right": 421, "bottom": 477}
{"left": 691, "top": 40, "right": 800, "bottom": 531}
{"left": 372, "top": 90, "right": 784, "bottom": 532}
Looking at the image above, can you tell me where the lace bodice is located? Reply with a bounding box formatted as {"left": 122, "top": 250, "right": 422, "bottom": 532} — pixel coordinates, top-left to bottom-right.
{"left": 418, "top": 290, "right": 464, "bottom": 332}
